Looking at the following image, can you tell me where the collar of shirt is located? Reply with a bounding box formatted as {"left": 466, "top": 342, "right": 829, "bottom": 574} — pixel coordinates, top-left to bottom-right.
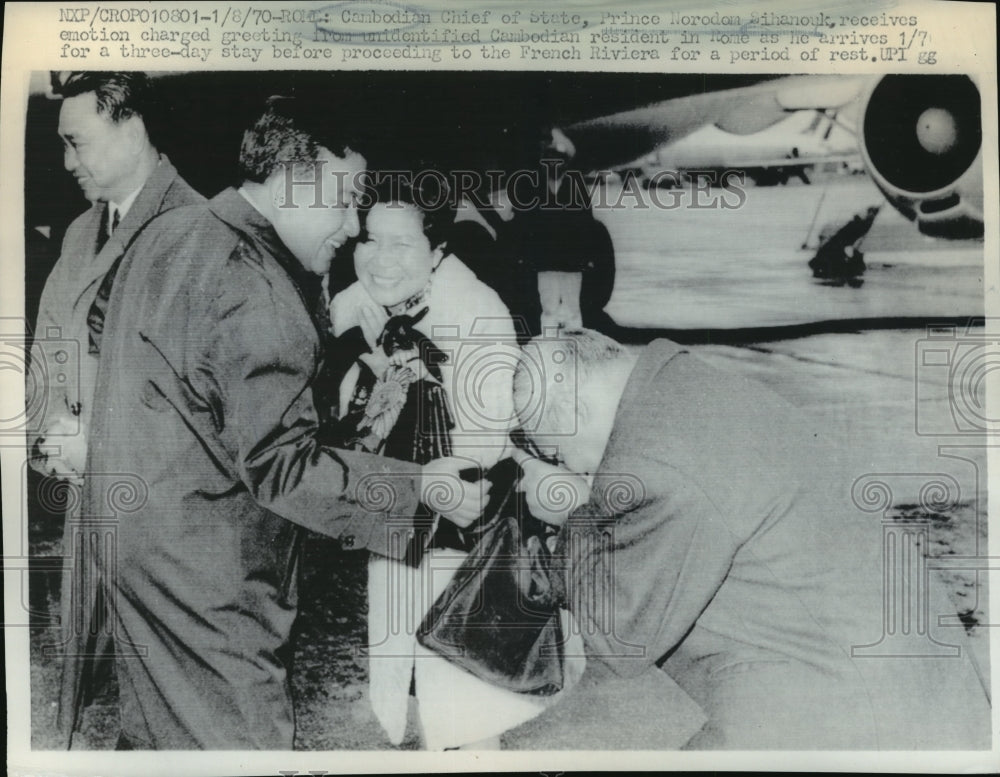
{"left": 108, "top": 156, "right": 164, "bottom": 225}
{"left": 108, "top": 184, "right": 144, "bottom": 227}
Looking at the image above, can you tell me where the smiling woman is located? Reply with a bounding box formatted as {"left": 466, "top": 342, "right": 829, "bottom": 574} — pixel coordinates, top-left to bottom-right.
{"left": 318, "top": 179, "right": 573, "bottom": 750}
{"left": 353, "top": 202, "right": 448, "bottom": 308}
{"left": 326, "top": 177, "right": 515, "bottom": 476}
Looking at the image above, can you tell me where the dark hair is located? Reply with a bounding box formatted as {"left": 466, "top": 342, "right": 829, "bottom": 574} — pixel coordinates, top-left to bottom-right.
{"left": 53, "top": 71, "right": 153, "bottom": 123}
{"left": 365, "top": 174, "right": 454, "bottom": 250}
{"left": 238, "top": 96, "right": 356, "bottom": 184}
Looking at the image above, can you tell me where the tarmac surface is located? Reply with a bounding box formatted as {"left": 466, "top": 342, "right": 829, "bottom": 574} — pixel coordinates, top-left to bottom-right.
{"left": 600, "top": 176, "right": 983, "bottom": 330}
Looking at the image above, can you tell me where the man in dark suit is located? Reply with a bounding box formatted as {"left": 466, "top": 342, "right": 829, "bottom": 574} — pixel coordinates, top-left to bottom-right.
{"left": 26, "top": 73, "right": 205, "bottom": 749}
{"left": 29, "top": 71, "right": 203, "bottom": 481}
{"left": 60, "top": 97, "right": 485, "bottom": 749}
{"left": 446, "top": 129, "right": 617, "bottom": 344}
{"left": 510, "top": 328, "right": 990, "bottom": 749}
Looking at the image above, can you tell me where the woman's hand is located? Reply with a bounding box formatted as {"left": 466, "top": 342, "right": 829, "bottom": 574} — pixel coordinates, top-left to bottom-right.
{"left": 420, "top": 456, "right": 491, "bottom": 528}
{"left": 358, "top": 302, "right": 388, "bottom": 351}
{"left": 358, "top": 349, "right": 391, "bottom": 378}
{"left": 511, "top": 449, "right": 590, "bottom": 527}
{"left": 329, "top": 285, "right": 387, "bottom": 348}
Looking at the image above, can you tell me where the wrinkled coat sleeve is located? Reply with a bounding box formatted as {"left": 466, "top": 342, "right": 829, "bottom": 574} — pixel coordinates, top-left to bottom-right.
{"left": 27, "top": 218, "right": 91, "bottom": 461}
{"left": 29, "top": 270, "right": 68, "bottom": 451}
{"left": 202, "top": 261, "right": 425, "bottom": 558}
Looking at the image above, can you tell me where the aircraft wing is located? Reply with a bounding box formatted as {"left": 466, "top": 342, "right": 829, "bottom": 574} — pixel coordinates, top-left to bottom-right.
{"left": 561, "top": 75, "right": 872, "bottom": 171}
{"left": 695, "top": 154, "right": 862, "bottom": 171}
{"left": 563, "top": 73, "right": 982, "bottom": 239}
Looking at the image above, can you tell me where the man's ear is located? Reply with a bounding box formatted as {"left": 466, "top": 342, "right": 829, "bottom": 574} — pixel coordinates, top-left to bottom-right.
{"left": 121, "top": 115, "right": 147, "bottom": 154}
{"left": 550, "top": 390, "right": 586, "bottom": 433}
{"left": 267, "top": 165, "right": 291, "bottom": 210}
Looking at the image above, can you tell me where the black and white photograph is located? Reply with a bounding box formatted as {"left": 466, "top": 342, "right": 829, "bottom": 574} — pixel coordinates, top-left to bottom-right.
{"left": 2, "top": 1, "right": 997, "bottom": 773}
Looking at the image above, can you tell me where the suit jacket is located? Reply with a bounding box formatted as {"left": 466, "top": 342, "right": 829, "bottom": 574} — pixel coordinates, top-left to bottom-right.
{"left": 28, "top": 156, "right": 203, "bottom": 460}
{"left": 545, "top": 340, "right": 989, "bottom": 749}
{"left": 58, "top": 189, "right": 430, "bottom": 749}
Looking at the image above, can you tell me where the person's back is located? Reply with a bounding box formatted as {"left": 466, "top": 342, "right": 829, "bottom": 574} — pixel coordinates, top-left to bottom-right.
{"left": 578, "top": 340, "right": 990, "bottom": 748}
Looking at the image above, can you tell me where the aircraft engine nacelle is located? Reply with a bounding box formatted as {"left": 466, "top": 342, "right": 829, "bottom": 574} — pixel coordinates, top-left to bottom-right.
{"left": 859, "top": 75, "right": 983, "bottom": 239}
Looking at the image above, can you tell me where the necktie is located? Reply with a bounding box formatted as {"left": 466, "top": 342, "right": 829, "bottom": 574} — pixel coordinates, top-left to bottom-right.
{"left": 87, "top": 207, "right": 123, "bottom": 354}
{"left": 94, "top": 206, "right": 119, "bottom": 255}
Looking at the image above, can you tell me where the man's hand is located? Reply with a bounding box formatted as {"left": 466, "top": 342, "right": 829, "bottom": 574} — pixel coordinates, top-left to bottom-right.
{"left": 512, "top": 449, "right": 590, "bottom": 526}
{"left": 420, "top": 456, "right": 490, "bottom": 528}
{"left": 33, "top": 414, "right": 87, "bottom": 486}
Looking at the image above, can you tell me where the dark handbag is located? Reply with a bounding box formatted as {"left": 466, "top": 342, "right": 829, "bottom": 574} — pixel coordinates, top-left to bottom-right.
{"left": 416, "top": 459, "right": 565, "bottom": 696}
